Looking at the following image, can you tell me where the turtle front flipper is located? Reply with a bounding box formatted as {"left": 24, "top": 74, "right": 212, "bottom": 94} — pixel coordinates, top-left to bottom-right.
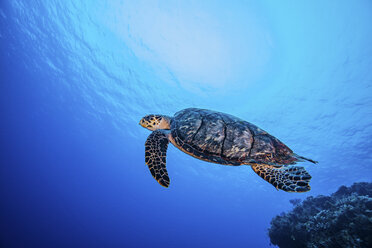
{"left": 145, "top": 130, "right": 170, "bottom": 187}
{"left": 251, "top": 164, "right": 311, "bottom": 192}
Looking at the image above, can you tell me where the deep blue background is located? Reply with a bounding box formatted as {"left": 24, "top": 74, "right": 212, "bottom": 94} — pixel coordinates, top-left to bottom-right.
{"left": 1, "top": 1, "right": 371, "bottom": 247}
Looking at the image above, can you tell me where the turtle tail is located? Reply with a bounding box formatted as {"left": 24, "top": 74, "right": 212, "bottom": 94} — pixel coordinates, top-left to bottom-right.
{"left": 293, "top": 153, "right": 318, "bottom": 164}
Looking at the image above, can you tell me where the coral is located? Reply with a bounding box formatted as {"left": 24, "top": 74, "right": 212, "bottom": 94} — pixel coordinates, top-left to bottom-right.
{"left": 289, "top": 198, "right": 302, "bottom": 206}
{"left": 268, "top": 182, "right": 372, "bottom": 248}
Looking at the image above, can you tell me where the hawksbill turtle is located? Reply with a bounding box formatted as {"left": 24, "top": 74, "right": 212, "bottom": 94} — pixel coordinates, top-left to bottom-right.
{"left": 139, "top": 108, "right": 317, "bottom": 192}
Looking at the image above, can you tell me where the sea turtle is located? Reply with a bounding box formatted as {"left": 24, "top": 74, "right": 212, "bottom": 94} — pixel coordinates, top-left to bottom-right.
{"left": 139, "top": 108, "right": 317, "bottom": 192}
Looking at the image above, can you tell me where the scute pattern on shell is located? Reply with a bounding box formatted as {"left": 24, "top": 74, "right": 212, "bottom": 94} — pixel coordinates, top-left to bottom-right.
{"left": 222, "top": 121, "right": 253, "bottom": 161}
{"left": 171, "top": 108, "right": 297, "bottom": 165}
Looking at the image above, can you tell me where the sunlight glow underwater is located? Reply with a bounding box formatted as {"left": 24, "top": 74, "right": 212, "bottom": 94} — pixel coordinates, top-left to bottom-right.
{"left": 102, "top": 0, "right": 272, "bottom": 92}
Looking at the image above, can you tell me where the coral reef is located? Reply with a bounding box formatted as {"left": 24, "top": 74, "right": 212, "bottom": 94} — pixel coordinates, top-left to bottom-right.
{"left": 268, "top": 182, "right": 372, "bottom": 248}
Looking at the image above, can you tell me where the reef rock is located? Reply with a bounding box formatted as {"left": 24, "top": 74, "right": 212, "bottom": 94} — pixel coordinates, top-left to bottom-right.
{"left": 268, "top": 182, "right": 372, "bottom": 248}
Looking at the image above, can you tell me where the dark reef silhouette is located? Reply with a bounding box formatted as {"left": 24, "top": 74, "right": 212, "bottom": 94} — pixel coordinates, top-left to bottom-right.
{"left": 268, "top": 182, "right": 372, "bottom": 248}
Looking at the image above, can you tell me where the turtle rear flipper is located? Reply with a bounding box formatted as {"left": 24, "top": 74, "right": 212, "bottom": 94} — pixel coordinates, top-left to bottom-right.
{"left": 145, "top": 130, "right": 170, "bottom": 187}
{"left": 252, "top": 164, "right": 311, "bottom": 192}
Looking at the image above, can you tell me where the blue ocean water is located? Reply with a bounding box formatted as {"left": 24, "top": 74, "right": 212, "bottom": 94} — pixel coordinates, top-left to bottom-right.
{"left": 0, "top": 0, "right": 371, "bottom": 247}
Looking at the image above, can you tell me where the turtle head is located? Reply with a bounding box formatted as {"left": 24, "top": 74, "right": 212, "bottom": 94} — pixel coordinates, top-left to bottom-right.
{"left": 139, "top": 115, "right": 171, "bottom": 131}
